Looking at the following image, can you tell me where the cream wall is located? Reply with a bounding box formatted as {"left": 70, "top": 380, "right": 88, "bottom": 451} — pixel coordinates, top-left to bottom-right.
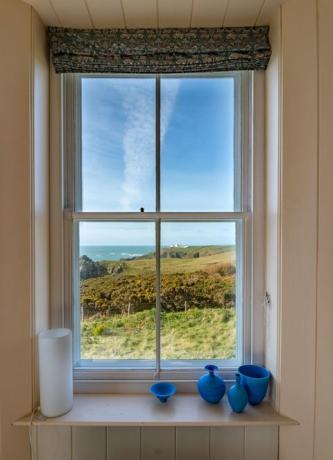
{"left": 314, "top": 1, "right": 333, "bottom": 458}
{"left": 265, "top": 6, "right": 281, "bottom": 408}
{"left": 266, "top": 0, "right": 333, "bottom": 459}
{"left": 32, "top": 1, "right": 50, "bottom": 405}
{"left": 0, "top": 1, "right": 49, "bottom": 459}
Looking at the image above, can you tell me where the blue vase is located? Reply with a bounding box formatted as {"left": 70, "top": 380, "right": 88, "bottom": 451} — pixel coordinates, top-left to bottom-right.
{"left": 227, "top": 372, "right": 248, "bottom": 413}
{"left": 197, "top": 364, "right": 225, "bottom": 404}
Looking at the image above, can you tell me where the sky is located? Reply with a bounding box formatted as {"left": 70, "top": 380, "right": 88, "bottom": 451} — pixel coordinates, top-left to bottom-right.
{"left": 80, "top": 76, "right": 236, "bottom": 246}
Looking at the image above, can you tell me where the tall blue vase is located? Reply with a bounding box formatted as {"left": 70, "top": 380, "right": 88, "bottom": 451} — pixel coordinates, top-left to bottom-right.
{"left": 197, "top": 364, "right": 225, "bottom": 404}
{"left": 227, "top": 372, "right": 248, "bottom": 413}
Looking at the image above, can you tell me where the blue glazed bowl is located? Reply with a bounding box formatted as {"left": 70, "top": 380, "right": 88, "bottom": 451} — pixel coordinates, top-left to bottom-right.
{"left": 238, "top": 365, "right": 270, "bottom": 405}
{"left": 150, "top": 382, "right": 176, "bottom": 403}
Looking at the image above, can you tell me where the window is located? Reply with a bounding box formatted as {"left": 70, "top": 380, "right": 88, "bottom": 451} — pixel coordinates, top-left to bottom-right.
{"left": 59, "top": 72, "right": 264, "bottom": 380}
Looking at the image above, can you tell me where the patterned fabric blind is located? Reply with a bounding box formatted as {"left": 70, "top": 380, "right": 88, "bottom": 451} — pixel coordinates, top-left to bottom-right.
{"left": 49, "top": 26, "right": 271, "bottom": 74}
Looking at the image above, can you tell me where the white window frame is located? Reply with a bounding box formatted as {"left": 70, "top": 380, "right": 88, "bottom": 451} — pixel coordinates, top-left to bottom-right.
{"left": 50, "top": 70, "right": 265, "bottom": 389}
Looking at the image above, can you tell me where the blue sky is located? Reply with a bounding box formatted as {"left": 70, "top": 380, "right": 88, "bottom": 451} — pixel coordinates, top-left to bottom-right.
{"left": 80, "top": 76, "right": 236, "bottom": 246}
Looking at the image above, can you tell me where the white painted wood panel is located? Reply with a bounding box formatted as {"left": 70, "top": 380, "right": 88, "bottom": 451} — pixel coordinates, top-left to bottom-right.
{"left": 176, "top": 427, "right": 209, "bottom": 460}
{"left": 28, "top": 0, "right": 61, "bottom": 26}
{"left": 0, "top": 0, "right": 35, "bottom": 458}
{"left": 264, "top": 6, "right": 281, "bottom": 407}
{"left": 25, "top": 0, "right": 286, "bottom": 28}
{"left": 245, "top": 426, "right": 278, "bottom": 460}
{"left": 314, "top": 1, "right": 333, "bottom": 459}
{"left": 210, "top": 427, "right": 244, "bottom": 460}
{"left": 191, "top": 0, "right": 229, "bottom": 27}
{"left": 72, "top": 427, "right": 107, "bottom": 460}
{"left": 279, "top": 1, "right": 318, "bottom": 459}
{"left": 122, "top": 0, "right": 157, "bottom": 28}
{"left": 36, "top": 426, "right": 71, "bottom": 460}
{"left": 224, "top": 0, "right": 264, "bottom": 27}
{"left": 256, "top": 0, "right": 281, "bottom": 25}
{"left": 141, "top": 427, "right": 175, "bottom": 460}
{"left": 86, "top": 0, "right": 125, "bottom": 28}
{"left": 34, "top": 425, "right": 279, "bottom": 460}
{"left": 107, "top": 427, "right": 140, "bottom": 460}
{"left": 50, "top": 0, "right": 93, "bottom": 27}
{"left": 158, "top": 0, "right": 192, "bottom": 28}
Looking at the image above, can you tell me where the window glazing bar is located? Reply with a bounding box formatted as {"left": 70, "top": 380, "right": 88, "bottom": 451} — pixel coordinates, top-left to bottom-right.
{"left": 155, "top": 75, "right": 162, "bottom": 376}
{"left": 155, "top": 219, "right": 161, "bottom": 377}
{"left": 70, "top": 211, "right": 250, "bottom": 221}
{"left": 156, "top": 75, "right": 161, "bottom": 213}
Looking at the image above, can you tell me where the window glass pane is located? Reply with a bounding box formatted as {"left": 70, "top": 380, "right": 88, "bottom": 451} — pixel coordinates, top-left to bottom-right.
{"left": 160, "top": 77, "right": 235, "bottom": 211}
{"left": 160, "top": 222, "right": 237, "bottom": 362}
{"left": 81, "top": 78, "right": 156, "bottom": 212}
{"left": 79, "top": 222, "right": 156, "bottom": 363}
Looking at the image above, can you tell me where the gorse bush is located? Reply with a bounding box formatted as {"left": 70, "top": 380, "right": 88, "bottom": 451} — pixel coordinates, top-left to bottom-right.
{"left": 80, "top": 246, "right": 236, "bottom": 318}
{"left": 80, "top": 271, "right": 235, "bottom": 317}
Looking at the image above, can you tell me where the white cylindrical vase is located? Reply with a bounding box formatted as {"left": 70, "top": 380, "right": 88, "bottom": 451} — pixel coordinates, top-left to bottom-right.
{"left": 38, "top": 328, "right": 73, "bottom": 417}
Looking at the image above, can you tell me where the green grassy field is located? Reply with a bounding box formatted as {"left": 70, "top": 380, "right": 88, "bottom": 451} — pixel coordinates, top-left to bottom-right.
{"left": 80, "top": 245, "right": 236, "bottom": 360}
{"left": 99, "top": 245, "right": 235, "bottom": 276}
{"left": 81, "top": 307, "right": 236, "bottom": 360}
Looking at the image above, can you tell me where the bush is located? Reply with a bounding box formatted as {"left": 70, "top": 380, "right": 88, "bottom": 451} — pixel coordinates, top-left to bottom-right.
{"left": 80, "top": 271, "right": 235, "bottom": 317}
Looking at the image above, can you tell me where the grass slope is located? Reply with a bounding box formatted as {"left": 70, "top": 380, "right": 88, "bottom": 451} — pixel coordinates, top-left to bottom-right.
{"left": 81, "top": 307, "right": 236, "bottom": 360}
{"left": 99, "top": 245, "right": 235, "bottom": 275}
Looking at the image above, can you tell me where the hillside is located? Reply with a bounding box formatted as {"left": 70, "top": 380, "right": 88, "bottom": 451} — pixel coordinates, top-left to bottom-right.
{"left": 97, "top": 245, "right": 236, "bottom": 276}
{"left": 81, "top": 307, "right": 236, "bottom": 360}
{"left": 80, "top": 245, "right": 237, "bottom": 360}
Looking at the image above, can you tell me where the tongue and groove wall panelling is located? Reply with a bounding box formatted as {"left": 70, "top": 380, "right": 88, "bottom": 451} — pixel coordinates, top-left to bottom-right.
{"left": 85, "top": 0, "right": 125, "bottom": 28}
{"left": 24, "top": 0, "right": 61, "bottom": 26}
{"left": 33, "top": 425, "right": 280, "bottom": 460}
{"left": 175, "top": 427, "right": 210, "bottom": 460}
{"left": 315, "top": 0, "right": 333, "bottom": 458}
{"left": 191, "top": 0, "right": 229, "bottom": 27}
{"left": 141, "top": 427, "right": 176, "bottom": 460}
{"left": 50, "top": 0, "right": 93, "bottom": 28}
{"left": 210, "top": 426, "right": 245, "bottom": 460}
{"left": 244, "top": 426, "right": 279, "bottom": 460}
{"left": 25, "top": 0, "right": 283, "bottom": 29}
{"left": 35, "top": 426, "right": 71, "bottom": 460}
{"left": 224, "top": 0, "right": 265, "bottom": 26}
{"left": 72, "top": 426, "right": 107, "bottom": 460}
{"left": 256, "top": 0, "right": 282, "bottom": 25}
{"left": 158, "top": 0, "right": 193, "bottom": 28}
{"left": 107, "top": 427, "right": 141, "bottom": 460}
{"left": 122, "top": 0, "right": 157, "bottom": 28}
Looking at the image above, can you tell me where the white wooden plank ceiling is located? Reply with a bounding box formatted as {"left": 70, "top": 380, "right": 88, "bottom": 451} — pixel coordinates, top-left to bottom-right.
{"left": 24, "top": 0, "right": 283, "bottom": 28}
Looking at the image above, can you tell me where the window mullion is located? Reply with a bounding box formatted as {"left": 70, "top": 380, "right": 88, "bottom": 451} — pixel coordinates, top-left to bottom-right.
{"left": 155, "top": 75, "right": 161, "bottom": 375}
{"left": 156, "top": 74, "right": 161, "bottom": 213}
{"left": 155, "top": 218, "right": 161, "bottom": 377}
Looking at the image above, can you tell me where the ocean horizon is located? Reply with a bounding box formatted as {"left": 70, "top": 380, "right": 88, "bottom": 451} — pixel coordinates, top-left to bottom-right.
{"left": 80, "top": 244, "right": 234, "bottom": 262}
{"left": 80, "top": 245, "right": 155, "bottom": 261}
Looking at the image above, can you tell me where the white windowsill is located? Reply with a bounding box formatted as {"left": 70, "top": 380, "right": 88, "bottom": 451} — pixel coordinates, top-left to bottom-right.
{"left": 14, "top": 394, "right": 298, "bottom": 428}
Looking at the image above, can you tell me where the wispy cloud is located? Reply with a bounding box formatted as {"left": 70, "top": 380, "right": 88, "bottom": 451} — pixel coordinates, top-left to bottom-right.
{"left": 161, "top": 79, "right": 181, "bottom": 143}
{"left": 118, "top": 79, "right": 180, "bottom": 210}
{"left": 118, "top": 81, "right": 155, "bottom": 210}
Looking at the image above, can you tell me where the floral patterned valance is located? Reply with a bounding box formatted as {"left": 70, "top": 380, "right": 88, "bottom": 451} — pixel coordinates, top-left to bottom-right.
{"left": 48, "top": 26, "right": 271, "bottom": 74}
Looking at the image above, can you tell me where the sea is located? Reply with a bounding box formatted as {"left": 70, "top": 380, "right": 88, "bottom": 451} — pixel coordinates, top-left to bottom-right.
{"left": 80, "top": 245, "right": 155, "bottom": 262}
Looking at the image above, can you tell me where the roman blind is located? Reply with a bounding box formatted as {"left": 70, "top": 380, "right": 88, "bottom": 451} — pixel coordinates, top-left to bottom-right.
{"left": 48, "top": 26, "right": 271, "bottom": 74}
